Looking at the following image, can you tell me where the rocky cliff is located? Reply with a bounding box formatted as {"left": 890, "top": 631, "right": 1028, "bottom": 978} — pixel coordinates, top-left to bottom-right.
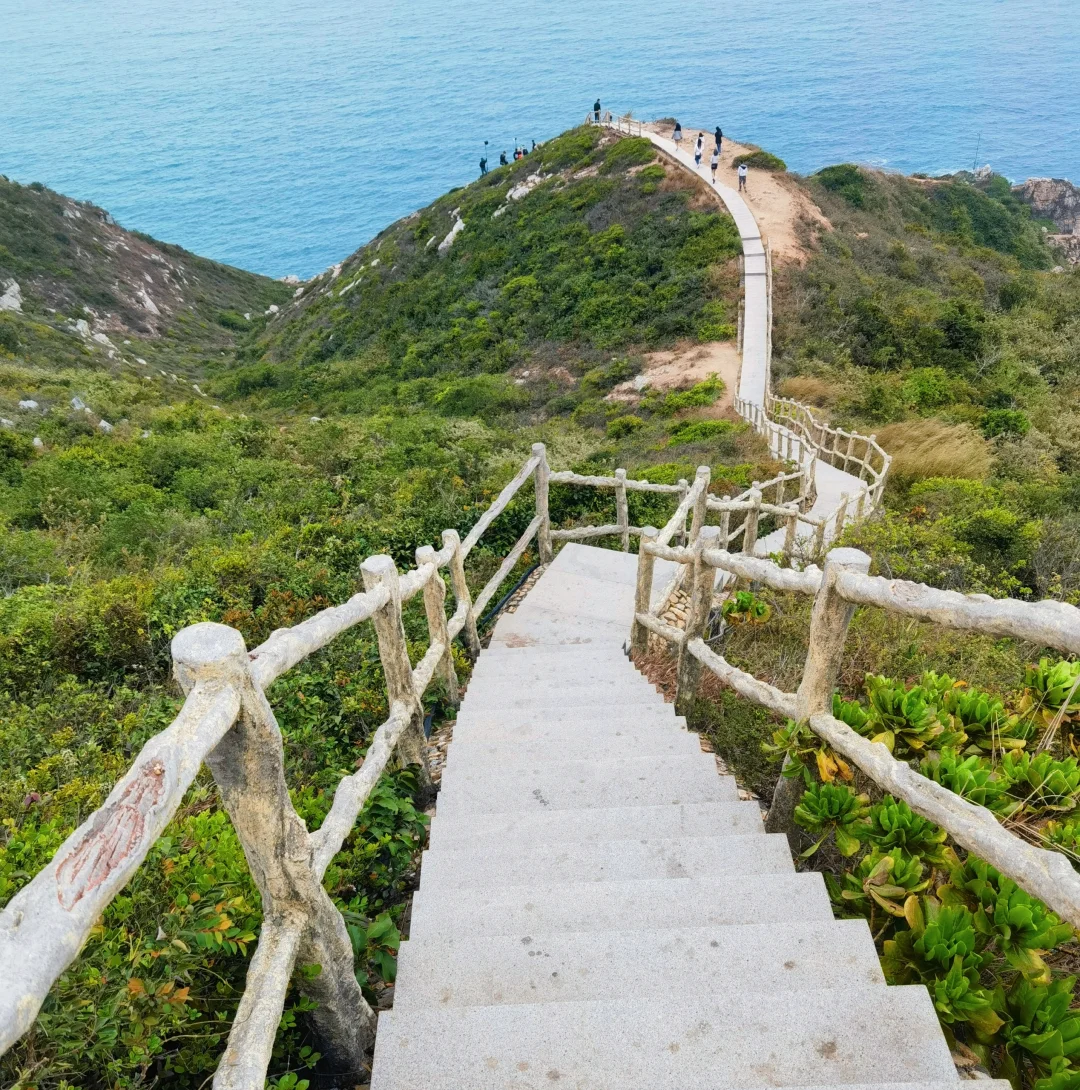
{"left": 1012, "top": 177, "right": 1080, "bottom": 264}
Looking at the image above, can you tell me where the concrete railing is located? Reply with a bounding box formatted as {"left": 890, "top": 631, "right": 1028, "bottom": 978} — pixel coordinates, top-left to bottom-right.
{"left": 0, "top": 442, "right": 564, "bottom": 1088}
{"left": 629, "top": 536, "right": 1080, "bottom": 929}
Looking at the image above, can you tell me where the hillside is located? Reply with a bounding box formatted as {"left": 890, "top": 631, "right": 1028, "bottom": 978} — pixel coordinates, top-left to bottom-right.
{"left": 770, "top": 164, "right": 1080, "bottom": 603}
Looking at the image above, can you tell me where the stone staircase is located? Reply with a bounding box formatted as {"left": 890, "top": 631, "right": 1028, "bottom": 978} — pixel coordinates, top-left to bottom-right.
{"left": 370, "top": 542, "right": 996, "bottom": 1090}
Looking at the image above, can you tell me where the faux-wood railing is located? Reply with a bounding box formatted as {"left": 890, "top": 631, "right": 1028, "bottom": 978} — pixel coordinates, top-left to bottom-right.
{"left": 630, "top": 529, "right": 1080, "bottom": 930}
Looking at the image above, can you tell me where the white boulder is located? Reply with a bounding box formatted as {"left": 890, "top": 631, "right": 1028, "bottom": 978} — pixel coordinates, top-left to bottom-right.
{"left": 0, "top": 280, "right": 23, "bottom": 313}
{"left": 18, "top": 399, "right": 39, "bottom": 410}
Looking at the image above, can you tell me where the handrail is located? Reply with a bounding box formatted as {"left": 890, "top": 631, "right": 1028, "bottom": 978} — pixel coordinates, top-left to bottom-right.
{"left": 631, "top": 540, "right": 1080, "bottom": 929}
{"left": 0, "top": 442, "right": 552, "bottom": 1086}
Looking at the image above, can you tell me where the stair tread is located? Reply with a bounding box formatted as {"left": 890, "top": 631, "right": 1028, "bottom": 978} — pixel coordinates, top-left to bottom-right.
{"left": 427, "top": 801, "right": 763, "bottom": 848}
{"left": 393, "top": 918, "right": 883, "bottom": 1009}
{"left": 370, "top": 987, "right": 957, "bottom": 1090}
{"left": 408, "top": 873, "right": 836, "bottom": 939}
{"left": 418, "top": 833, "right": 794, "bottom": 889}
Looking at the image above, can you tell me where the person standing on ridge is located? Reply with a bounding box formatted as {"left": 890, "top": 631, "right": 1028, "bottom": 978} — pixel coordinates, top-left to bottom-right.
{"left": 710, "top": 146, "right": 720, "bottom": 183}
{"left": 738, "top": 161, "right": 748, "bottom": 192}
{"left": 500, "top": 150, "right": 508, "bottom": 166}
{"left": 480, "top": 156, "right": 488, "bottom": 176}
{"left": 672, "top": 120, "right": 682, "bottom": 152}
{"left": 694, "top": 133, "right": 704, "bottom": 167}
{"left": 714, "top": 125, "right": 723, "bottom": 151}
{"left": 594, "top": 98, "right": 601, "bottom": 123}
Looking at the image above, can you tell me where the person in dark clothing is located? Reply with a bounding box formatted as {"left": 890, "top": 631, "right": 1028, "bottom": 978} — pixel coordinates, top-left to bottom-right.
{"left": 594, "top": 99, "right": 601, "bottom": 123}
{"left": 480, "top": 157, "right": 488, "bottom": 176}
{"left": 531, "top": 139, "right": 537, "bottom": 152}
{"left": 500, "top": 150, "right": 508, "bottom": 166}
{"left": 714, "top": 126, "right": 723, "bottom": 151}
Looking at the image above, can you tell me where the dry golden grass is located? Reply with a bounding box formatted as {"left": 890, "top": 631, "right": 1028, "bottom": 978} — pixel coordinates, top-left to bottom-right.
{"left": 779, "top": 375, "right": 835, "bottom": 406}
{"left": 876, "top": 417, "right": 992, "bottom": 487}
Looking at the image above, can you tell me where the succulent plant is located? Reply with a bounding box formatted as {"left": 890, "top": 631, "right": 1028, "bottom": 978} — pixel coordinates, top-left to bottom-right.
{"left": 920, "top": 748, "right": 1019, "bottom": 816}
{"left": 865, "top": 796, "right": 950, "bottom": 863}
{"left": 793, "top": 782, "right": 870, "bottom": 857}
{"left": 1001, "top": 751, "right": 1080, "bottom": 815}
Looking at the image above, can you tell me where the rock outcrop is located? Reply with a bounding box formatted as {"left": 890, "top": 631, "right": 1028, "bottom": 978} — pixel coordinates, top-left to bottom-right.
{"left": 1012, "top": 178, "right": 1080, "bottom": 233}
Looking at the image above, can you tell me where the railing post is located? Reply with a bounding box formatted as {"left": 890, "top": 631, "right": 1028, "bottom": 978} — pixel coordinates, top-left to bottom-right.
{"left": 765, "top": 547, "right": 872, "bottom": 837}
{"left": 687, "top": 465, "right": 710, "bottom": 545}
{"left": 442, "top": 528, "right": 481, "bottom": 662}
{"left": 676, "top": 525, "right": 720, "bottom": 712}
{"left": 775, "top": 475, "right": 786, "bottom": 507}
{"left": 533, "top": 442, "right": 553, "bottom": 565}
{"left": 615, "top": 468, "right": 630, "bottom": 552}
{"left": 676, "top": 478, "right": 689, "bottom": 545}
{"left": 416, "top": 546, "right": 460, "bottom": 706}
{"left": 783, "top": 508, "right": 798, "bottom": 561}
{"left": 172, "top": 623, "right": 376, "bottom": 1081}
{"left": 742, "top": 487, "right": 762, "bottom": 553}
{"left": 833, "top": 492, "right": 850, "bottom": 541}
{"left": 719, "top": 508, "right": 731, "bottom": 549}
{"left": 360, "top": 555, "right": 433, "bottom": 798}
{"left": 630, "top": 526, "right": 658, "bottom": 656}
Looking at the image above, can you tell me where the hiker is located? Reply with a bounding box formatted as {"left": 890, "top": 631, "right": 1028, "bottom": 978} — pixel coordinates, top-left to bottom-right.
{"left": 672, "top": 120, "right": 682, "bottom": 151}
{"left": 500, "top": 150, "right": 508, "bottom": 166}
{"left": 594, "top": 98, "right": 601, "bottom": 123}
{"left": 694, "top": 133, "right": 704, "bottom": 167}
{"left": 531, "top": 139, "right": 537, "bottom": 152}
{"left": 738, "top": 161, "right": 748, "bottom": 192}
{"left": 480, "top": 156, "right": 488, "bottom": 176}
{"left": 714, "top": 125, "right": 723, "bottom": 150}
{"left": 710, "top": 146, "right": 720, "bottom": 183}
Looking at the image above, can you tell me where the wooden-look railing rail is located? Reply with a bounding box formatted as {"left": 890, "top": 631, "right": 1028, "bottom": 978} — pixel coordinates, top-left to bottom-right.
{"left": 0, "top": 440, "right": 565, "bottom": 1087}
{"left": 629, "top": 536, "right": 1080, "bottom": 929}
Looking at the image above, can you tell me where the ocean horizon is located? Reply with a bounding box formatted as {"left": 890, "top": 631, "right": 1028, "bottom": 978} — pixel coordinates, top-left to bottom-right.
{"left": 3, "top": 0, "right": 1078, "bottom": 280}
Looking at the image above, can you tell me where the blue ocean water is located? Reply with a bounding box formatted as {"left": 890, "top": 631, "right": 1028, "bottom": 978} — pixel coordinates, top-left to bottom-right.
{"left": 2, "top": 0, "right": 1078, "bottom": 280}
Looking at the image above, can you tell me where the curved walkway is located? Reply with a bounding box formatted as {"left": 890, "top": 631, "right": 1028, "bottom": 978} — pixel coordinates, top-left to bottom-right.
{"left": 606, "top": 121, "right": 866, "bottom": 554}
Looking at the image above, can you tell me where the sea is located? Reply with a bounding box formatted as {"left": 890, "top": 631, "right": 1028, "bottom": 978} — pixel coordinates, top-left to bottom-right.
{"left": 3, "top": 0, "right": 1078, "bottom": 280}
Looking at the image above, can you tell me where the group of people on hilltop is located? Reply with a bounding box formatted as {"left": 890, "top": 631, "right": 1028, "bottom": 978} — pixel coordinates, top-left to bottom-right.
{"left": 479, "top": 140, "right": 537, "bottom": 176}
{"left": 674, "top": 119, "right": 748, "bottom": 190}
{"left": 589, "top": 100, "right": 749, "bottom": 193}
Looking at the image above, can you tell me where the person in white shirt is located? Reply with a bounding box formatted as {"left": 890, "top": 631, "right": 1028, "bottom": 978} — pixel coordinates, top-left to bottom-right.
{"left": 710, "top": 147, "right": 720, "bottom": 182}
{"left": 694, "top": 133, "right": 704, "bottom": 167}
{"left": 738, "top": 162, "right": 748, "bottom": 192}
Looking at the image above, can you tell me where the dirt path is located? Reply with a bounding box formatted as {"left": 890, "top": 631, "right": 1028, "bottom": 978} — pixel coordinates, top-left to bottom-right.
{"left": 647, "top": 124, "right": 831, "bottom": 265}
{"left": 607, "top": 340, "right": 739, "bottom": 412}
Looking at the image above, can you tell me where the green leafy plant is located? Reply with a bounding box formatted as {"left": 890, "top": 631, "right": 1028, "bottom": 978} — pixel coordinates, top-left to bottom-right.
{"left": 721, "top": 589, "right": 771, "bottom": 625}
{"left": 793, "top": 783, "right": 870, "bottom": 857}
{"left": 864, "top": 797, "right": 950, "bottom": 863}
{"left": 1001, "top": 751, "right": 1080, "bottom": 815}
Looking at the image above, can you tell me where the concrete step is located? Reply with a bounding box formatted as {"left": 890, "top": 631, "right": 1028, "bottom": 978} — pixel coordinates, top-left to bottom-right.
{"left": 393, "top": 918, "right": 882, "bottom": 1010}
{"left": 445, "top": 729, "right": 702, "bottom": 764}
{"left": 450, "top": 707, "right": 684, "bottom": 739}
{"left": 465, "top": 665, "right": 651, "bottom": 687}
{"left": 407, "top": 872, "right": 835, "bottom": 940}
{"left": 435, "top": 754, "right": 733, "bottom": 816}
{"left": 457, "top": 687, "right": 661, "bottom": 710}
{"left": 418, "top": 833, "right": 793, "bottom": 890}
{"left": 489, "top": 609, "right": 627, "bottom": 649}
{"left": 448, "top": 718, "right": 693, "bottom": 748}
{"left": 428, "top": 801, "right": 763, "bottom": 850}
{"left": 370, "top": 986, "right": 957, "bottom": 1090}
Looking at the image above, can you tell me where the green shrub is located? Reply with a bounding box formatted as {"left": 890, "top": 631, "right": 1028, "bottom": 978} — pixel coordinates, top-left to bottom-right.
{"left": 815, "top": 163, "right": 871, "bottom": 207}
{"left": 732, "top": 149, "right": 786, "bottom": 172}
{"left": 668, "top": 418, "right": 737, "bottom": 444}
{"left": 431, "top": 375, "right": 527, "bottom": 419}
{"left": 606, "top": 414, "right": 644, "bottom": 438}
{"left": 0, "top": 318, "right": 19, "bottom": 353}
{"left": 602, "top": 137, "right": 656, "bottom": 174}
{"left": 981, "top": 408, "right": 1031, "bottom": 438}
{"left": 216, "top": 310, "right": 252, "bottom": 332}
